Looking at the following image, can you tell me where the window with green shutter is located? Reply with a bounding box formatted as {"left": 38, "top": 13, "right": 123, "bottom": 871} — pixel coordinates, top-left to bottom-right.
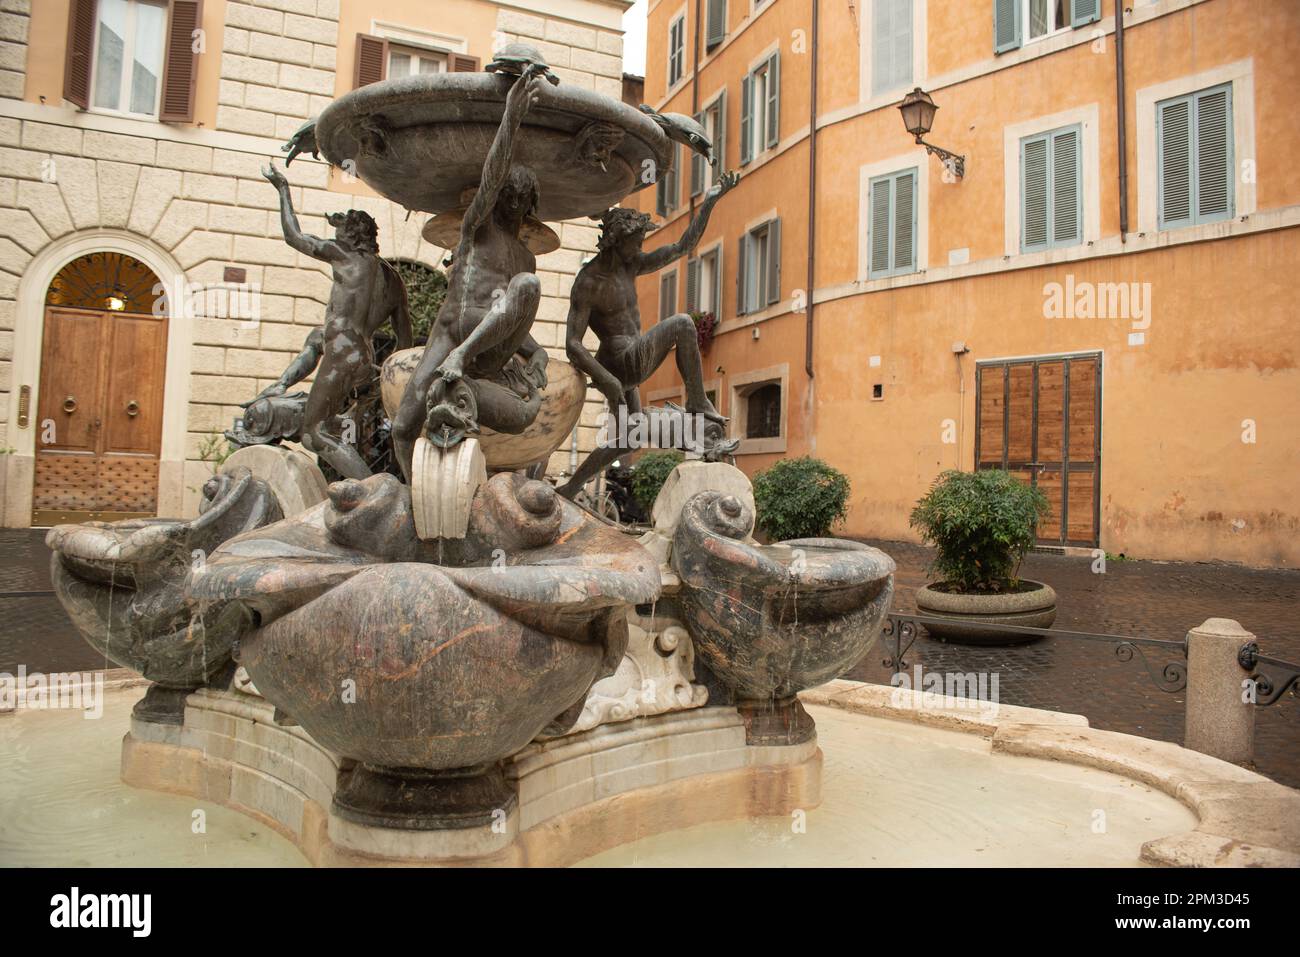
{"left": 706, "top": 0, "right": 727, "bottom": 50}
{"left": 740, "top": 53, "right": 779, "bottom": 165}
{"left": 995, "top": 1, "right": 1099, "bottom": 55}
{"left": 659, "top": 269, "right": 679, "bottom": 321}
{"left": 1019, "top": 124, "right": 1082, "bottom": 252}
{"left": 867, "top": 169, "right": 918, "bottom": 279}
{"left": 668, "top": 15, "right": 686, "bottom": 87}
{"left": 872, "top": 0, "right": 913, "bottom": 95}
{"left": 1157, "top": 83, "right": 1233, "bottom": 230}
{"left": 736, "top": 219, "right": 780, "bottom": 313}
{"left": 657, "top": 144, "right": 680, "bottom": 216}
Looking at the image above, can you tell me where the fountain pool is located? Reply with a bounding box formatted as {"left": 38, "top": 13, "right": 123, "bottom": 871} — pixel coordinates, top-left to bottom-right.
{"left": 0, "top": 683, "right": 1197, "bottom": 867}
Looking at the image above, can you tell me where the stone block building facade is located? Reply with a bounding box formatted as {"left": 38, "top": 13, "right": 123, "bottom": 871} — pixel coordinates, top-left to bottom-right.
{"left": 0, "top": 0, "right": 632, "bottom": 525}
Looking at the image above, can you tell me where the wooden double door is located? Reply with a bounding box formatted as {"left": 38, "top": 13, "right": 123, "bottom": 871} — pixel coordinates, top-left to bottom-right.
{"left": 975, "top": 352, "right": 1101, "bottom": 547}
{"left": 32, "top": 306, "right": 168, "bottom": 525}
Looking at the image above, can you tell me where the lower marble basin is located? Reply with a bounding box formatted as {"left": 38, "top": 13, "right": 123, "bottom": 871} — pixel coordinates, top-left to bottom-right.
{"left": 187, "top": 472, "right": 660, "bottom": 828}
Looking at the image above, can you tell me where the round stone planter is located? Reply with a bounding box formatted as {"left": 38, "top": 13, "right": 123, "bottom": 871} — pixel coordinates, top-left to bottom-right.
{"left": 914, "top": 580, "right": 1057, "bottom": 645}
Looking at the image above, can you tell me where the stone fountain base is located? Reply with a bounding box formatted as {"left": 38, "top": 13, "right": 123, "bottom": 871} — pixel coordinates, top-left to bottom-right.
{"left": 120, "top": 687, "right": 821, "bottom": 867}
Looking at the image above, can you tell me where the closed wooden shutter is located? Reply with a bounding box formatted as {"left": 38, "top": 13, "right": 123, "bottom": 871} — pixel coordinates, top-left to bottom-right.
{"left": 868, "top": 169, "right": 916, "bottom": 277}
{"left": 740, "top": 73, "right": 753, "bottom": 165}
{"left": 873, "top": 0, "right": 912, "bottom": 95}
{"left": 659, "top": 270, "right": 677, "bottom": 321}
{"left": 713, "top": 91, "right": 727, "bottom": 180}
{"left": 354, "top": 33, "right": 388, "bottom": 89}
{"left": 892, "top": 171, "right": 914, "bottom": 271}
{"left": 710, "top": 246, "right": 723, "bottom": 315}
{"left": 1157, "top": 97, "right": 1193, "bottom": 228}
{"left": 765, "top": 218, "right": 781, "bottom": 305}
{"left": 868, "top": 175, "right": 892, "bottom": 277}
{"left": 1071, "top": 0, "right": 1101, "bottom": 27}
{"left": 994, "top": 0, "right": 1020, "bottom": 54}
{"left": 450, "top": 54, "right": 480, "bottom": 72}
{"left": 764, "top": 52, "right": 780, "bottom": 149}
{"left": 1021, "top": 125, "right": 1082, "bottom": 250}
{"left": 690, "top": 111, "right": 706, "bottom": 197}
{"left": 1052, "top": 127, "right": 1081, "bottom": 243}
{"left": 1021, "top": 134, "right": 1050, "bottom": 249}
{"left": 706, "top": 0, "right": 727, "bottom": 49}
{"left": 1196, "top": 86, "right": 1232, "bottom": 220}
{"left": 736, "top": 233, "right": 749, "bottom": 314}
{"left": 685, "top": 257, "right": 700, "bottom": 311}
{"left": 159, "top": 0, "right": 203, "bottom": 123}
{"left": 63, "top": 0, "right": 98, "bottom": 109}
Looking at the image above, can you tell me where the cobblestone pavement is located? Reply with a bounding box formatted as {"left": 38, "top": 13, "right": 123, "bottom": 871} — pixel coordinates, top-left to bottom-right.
{"left": 4, "top": 528, "right": 1297, "bottom": 786}
{"left": 845, "top": 540, "right": 1300, "bottom": 788}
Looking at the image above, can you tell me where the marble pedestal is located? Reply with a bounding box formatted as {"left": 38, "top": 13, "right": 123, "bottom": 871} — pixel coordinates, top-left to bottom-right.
{"left": 121, "top": 687, "right": 821, "bottom": 866}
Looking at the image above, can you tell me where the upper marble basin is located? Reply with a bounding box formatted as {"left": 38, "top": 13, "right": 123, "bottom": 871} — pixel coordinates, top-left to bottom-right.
{"left": 313, "top": 72, "right": 672, "bottom": 221}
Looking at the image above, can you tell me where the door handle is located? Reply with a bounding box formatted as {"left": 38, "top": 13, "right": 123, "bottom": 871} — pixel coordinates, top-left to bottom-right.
{"left": 125, "top": 400, "right": 140, "bottom": 417}
{"left": 62, "top": 395, "right": 76, "bottom": 414}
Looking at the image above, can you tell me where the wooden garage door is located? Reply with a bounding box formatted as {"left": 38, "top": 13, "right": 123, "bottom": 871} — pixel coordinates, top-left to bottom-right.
{"left": 975, "top": 353, "right": 1101, "bottom": 547}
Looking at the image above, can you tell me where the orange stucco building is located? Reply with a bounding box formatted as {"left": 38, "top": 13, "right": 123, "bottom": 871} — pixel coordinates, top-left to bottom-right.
{"left": 632, "top": 0, "right": 1300, "bottom": 566}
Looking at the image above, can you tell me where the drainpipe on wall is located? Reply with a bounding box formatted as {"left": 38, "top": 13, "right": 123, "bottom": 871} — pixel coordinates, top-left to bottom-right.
{"left": 804, "top": 0, "right": 819, "bottom": 379}
{"left": 1115, "top": 0, "right": 1129, "bottom": 242}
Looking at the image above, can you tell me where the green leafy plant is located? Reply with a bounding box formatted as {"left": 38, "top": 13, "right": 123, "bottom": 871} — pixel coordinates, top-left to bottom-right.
{"left": 197, "top": 430, "right": 234, "bottom": 474}
{"left": 908, "top": 469, "right": 1049, "bottom": 594}
{"left": 630, "top": 450, "right": 685, "bottom": 511}
{"left": 386, "top": 258, "right": 447, "bottom": 341}
{"left": 752, "top": 456, "right": 851, "bottom": 541}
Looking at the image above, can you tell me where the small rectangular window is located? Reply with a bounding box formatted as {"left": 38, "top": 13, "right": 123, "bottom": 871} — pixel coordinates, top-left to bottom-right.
{"left": 739, "top": 218, "right": 780, "bottom": 312}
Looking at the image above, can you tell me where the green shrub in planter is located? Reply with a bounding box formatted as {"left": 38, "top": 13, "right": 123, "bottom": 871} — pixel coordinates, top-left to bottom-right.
{"left": 752, "top": 457, "right": 851, "bottom": 541}
{"left": 908, "top": 469, "right": 1049, "bottom": 594}
{"left": 630, "top": 450, "right": 685, "bottom": 511}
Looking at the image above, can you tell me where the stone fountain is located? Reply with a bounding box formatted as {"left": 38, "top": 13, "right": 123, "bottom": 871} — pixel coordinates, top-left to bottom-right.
{"left": 45, "top": 55, "right": 896, "bottom": 865}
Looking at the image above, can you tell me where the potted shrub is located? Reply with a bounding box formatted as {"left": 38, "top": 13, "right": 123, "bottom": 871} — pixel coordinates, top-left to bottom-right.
{"left": 631, "top": 450, "right": 685, "bottom": 513}
{"left": 908, "top": 469, "right": 1056, "bottom": 644}
{"left": 753, "top": 456, "right": 851, "bottom": 540}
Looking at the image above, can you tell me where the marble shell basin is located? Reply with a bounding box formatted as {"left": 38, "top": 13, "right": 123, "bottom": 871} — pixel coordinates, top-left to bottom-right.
{"left": 381, "top": 350, "right": 586, "bottom": 472}
{"left": 313, "top": 72, "right": 671, "bottom": 221}
{"left": 671, "top": 492, "right": 895, "bottom": 700}
{"left": 45, "top": 469, "right": 283, "bottom": 689}
{"left": 187, "top": 472, "right": 661, "bottom": 770}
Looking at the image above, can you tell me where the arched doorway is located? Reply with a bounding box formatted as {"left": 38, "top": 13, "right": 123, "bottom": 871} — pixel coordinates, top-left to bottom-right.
{"left": 31, "top": 251, "right": 169, "bottom": 524}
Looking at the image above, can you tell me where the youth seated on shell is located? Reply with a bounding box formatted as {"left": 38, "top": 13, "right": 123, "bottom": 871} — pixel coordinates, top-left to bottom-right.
{"left": 381, "top": 348, "right": 586, "bottom": 471}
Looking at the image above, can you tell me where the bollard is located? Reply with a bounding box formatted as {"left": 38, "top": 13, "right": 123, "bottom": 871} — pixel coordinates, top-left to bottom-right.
{"left": 1184, "top": 618, "right": 1256, "bottom": 766}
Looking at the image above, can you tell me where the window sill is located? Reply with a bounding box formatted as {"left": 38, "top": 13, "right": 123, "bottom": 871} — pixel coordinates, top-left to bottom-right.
{"left": 735, "top": 436, "right": 786, "bottom": 456}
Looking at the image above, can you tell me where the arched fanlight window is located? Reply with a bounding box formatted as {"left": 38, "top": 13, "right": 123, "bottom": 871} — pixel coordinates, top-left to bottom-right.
{"left": 45, "top": 252, "right": 166, "bottom": 315}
